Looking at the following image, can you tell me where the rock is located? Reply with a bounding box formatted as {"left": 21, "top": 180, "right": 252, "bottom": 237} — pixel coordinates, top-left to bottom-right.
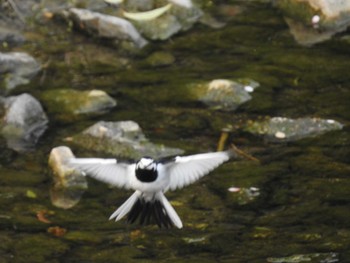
{"left": 0, "top": 93, "right": 48, "bottom": 152}
{"left": 244, "top": 117, "right": 343, "bottom": 142}
{"left": 194, "top": 79, "right": 260, "bottom": 111}
{"left": 0, "top": 52, "right": 41, "bottom": 92}
{"left": 65, "top": 8, "right": 148, "bottom": 48}
{"left": 41, "top": 89, "right": 117, "bottom": 121}
{"left": 68, "top": 120, "right": 184, "bottom": 159}
{"left": 274, "top": 0, "right": 350, "bottom": 45}
{"left": 48, "top": 146, "right": 88, "bottom": 209}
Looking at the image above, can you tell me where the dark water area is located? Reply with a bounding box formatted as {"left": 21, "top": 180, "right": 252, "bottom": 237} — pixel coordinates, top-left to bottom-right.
{"left": 1, "top": 1, "right": 350, "bottom": 262}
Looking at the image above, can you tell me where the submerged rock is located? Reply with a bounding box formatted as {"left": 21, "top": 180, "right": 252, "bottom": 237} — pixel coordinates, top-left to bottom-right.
{"left": 41, "top": 89, "right": 117, "bottom": 121}
{"left": 68, "top": 120, "right": 184, "bottom": 159}
{"left": 194, "top": 79, "right": 260, "bottom": 111}
{"left": 0, "top": 52, "right": 41, "bottom": 92}
{"left": 0, "top": 93, "right": 48, "bottom": 152}
{"left": 48, "top": 146, "right": 88, "bottom": 209}
{"left": 64, "top": 8, "right": 148, "bottom": 48}
{"left": 274, "top": 0, "right": 350, "bottom": 45}
{"left": 244, "top": 117, "right": 343, "bottom": 142}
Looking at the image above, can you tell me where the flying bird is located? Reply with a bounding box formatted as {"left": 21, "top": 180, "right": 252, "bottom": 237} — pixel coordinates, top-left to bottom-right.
{"left": 69, "top": 150, "right": 234, "bottom": 229}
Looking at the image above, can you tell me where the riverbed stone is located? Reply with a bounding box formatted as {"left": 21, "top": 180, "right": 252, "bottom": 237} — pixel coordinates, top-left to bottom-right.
{"left": 64, "top": 7, "right": 148, "bottom": 48}
{"left": 244, "top": 117, "right": 343, "bottom": 142}
{"left": 0, "top": 52, "right": 41, "bottom": 92}
{"left": 68, "top": 120, "right": 184, "bottom": 159}
{"left": 0, "top": 93, "right": 48, "bottom": 152}
{"left": 192, "top": 79, "right": 260, "bottom": 111}
{"left": 41, "top": 89, "right": 117, "bottom": 121}
{"left": 48, "top": 146, "right": 88, "bottom": 209}
{"left": 275, "top": 0, "right": 350, "bottom": 45}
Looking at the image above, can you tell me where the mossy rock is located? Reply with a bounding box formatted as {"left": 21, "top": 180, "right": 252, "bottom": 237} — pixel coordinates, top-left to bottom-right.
{"left": 41, "top": 89, "right": 116, "bottom": 122}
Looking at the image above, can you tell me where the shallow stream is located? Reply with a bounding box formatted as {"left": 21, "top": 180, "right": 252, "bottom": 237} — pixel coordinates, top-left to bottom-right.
{"left": 0, "top": 1, "right": 349, "bottom": 262}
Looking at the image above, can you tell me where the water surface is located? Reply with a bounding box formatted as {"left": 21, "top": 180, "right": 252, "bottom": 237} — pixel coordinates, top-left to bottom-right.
{"left": 1, "top": 2, "right": 349, "bottom": 262}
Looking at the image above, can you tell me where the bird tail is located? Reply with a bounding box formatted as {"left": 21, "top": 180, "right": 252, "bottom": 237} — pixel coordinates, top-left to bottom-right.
{"left": 109, "top": 191, "right": 183, "bottom": 229}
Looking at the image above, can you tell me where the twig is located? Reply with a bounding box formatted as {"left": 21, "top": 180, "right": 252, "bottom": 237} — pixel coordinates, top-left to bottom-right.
{"left": 231, "top": 143, "right": 260, "bottom": 163}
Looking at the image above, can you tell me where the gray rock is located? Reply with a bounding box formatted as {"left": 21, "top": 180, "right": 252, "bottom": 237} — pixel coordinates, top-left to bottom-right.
{"left": 69, "top": 120, "right": 184, "bottom": 159}
{"left": 0, "top": 52, "right": 41, "bottom": 92}
{"left": 274, "top": 0, "right": 350, "bottom": 45}
{"left": 0, "top": 93, "right": 48, "bottom": 152}
{"left": 66, "top": 8, "right": 148, "bottom": 48}
{"left": 244, "top": 117, "right": 343, "bottom": 142}
{"left": 284, "top": 17, "right": 338, "bottom": 46}
{"left": 196, "top": 79, "right": 260, "bottom": 111}
{"left": 48, "top": 146, "right": 88, "bottom": 209}
{"left": 41, "top": 89, "right": 117, "bottom": 121}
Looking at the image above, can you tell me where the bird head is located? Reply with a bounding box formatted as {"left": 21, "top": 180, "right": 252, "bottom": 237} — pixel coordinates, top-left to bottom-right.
{"left": 136, "top": 157, "right": 156, "bottom": 171}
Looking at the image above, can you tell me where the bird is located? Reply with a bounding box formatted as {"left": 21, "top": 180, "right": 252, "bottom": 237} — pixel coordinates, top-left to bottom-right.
{"left": 69, "top": 150, "right": 234, "bottom": 229}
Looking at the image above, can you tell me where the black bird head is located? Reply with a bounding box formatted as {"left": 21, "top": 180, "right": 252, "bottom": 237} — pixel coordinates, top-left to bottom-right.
{"left": 135, "top": 157, "right": 158, "bottom": 182}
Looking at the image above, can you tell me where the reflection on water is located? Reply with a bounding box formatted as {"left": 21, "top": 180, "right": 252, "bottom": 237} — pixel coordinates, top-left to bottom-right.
{"left": 0, "top": 1, "right": 349, "bottom": 262}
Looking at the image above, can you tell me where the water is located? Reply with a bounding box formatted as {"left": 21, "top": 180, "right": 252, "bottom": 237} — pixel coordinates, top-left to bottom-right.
{"left": 1, "top": 2, "right": 349, "bottom": 262}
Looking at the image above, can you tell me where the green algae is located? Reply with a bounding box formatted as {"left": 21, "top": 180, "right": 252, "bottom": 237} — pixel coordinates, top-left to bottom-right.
{"left": 12, "top": 234, "right": 69, "bottom": 262}
{"left": 40, "top": 89, "right": 117, "bottom": 123}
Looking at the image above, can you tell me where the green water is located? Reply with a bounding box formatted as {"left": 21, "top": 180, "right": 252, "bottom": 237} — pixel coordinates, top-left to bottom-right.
{"left": 1, "top": 2, "right": 350, "bottom": 262}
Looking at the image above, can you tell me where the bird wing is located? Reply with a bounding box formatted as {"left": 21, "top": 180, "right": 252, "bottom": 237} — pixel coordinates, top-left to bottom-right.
{"left": 69, "top": 158, "right": 133, "bottom": 189}
{"left": 164, "top": 150, "right": 232, "bottom": 191}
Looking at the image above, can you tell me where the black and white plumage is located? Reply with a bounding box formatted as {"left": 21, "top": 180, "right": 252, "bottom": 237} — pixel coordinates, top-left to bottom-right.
{"left": 69, "top": 150, "right": 233, "bottom": 228}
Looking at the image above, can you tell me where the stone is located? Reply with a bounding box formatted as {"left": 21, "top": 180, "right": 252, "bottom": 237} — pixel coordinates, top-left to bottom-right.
{"left": 0, "top": 52, "right": 41, "bottom": 92}
{"left": 41, "top": 89, "right": 117, "bottom": 121}
{"left": 65, "top": 8, "right": 148, "bottom": 48}
{"left": 195, "top": 79, "right": 260, "bottom": 111}
{"left": 68, "top": 120, "right": 184, "bottom": 159}
{"left": 244, "top": 117, "right": 343, "bottom": 142}
{"left": 48, "top": 146, "right": 88, "bottom": 209}
{"left": 0, "top": 93, "right": 48, "bottom": 152}
{"left": 274, "top": 0, "right": 350, "bottom": 45}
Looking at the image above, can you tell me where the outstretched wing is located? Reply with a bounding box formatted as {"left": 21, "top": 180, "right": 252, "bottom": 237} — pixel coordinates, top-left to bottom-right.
{"left": 164, "top": 151, "right": 232, "bottom": 191}
{"left": 69, "top": 158, "right": 133, "bottom": 189}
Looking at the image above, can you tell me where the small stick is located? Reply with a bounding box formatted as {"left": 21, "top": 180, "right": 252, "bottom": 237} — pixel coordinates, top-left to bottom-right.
{"left": 231, "top": 143, "right": 260, "bottom": 163}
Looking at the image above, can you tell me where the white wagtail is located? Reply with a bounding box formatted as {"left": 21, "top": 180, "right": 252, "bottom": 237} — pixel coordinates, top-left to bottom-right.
{"left": 69, "top": 150, "right": 234, "bottom": 228}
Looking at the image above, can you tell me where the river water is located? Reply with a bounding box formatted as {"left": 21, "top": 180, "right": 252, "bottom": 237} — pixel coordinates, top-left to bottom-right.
{"left": 0, "top": 2, "right": 349, "bottom": 262}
